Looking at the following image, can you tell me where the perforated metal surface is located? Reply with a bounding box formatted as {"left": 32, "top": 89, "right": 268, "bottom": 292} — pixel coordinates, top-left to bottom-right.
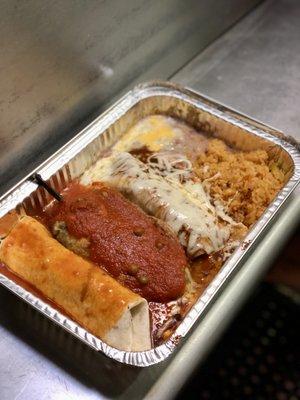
{"left": 178, "top": 283, "right": 300, "bottom": 400}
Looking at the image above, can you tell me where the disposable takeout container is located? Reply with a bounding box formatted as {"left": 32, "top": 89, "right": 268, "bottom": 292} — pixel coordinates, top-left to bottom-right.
{"left": 0, "top": 81, "right": 299, "bottom": 367}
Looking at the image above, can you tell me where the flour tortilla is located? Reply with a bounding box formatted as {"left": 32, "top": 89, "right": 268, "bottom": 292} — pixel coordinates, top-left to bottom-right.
{"left": 0, "top": 216, "right": 151, "bottom": 351}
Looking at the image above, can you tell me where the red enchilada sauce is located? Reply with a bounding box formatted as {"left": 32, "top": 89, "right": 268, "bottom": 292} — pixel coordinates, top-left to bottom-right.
{"left": 42, "top": 182, "right": 187, "bottom": 302}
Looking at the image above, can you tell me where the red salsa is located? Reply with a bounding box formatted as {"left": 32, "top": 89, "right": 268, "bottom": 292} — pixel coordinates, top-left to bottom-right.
{"left": 42, "top": 182, "right": 187, "bottom": 302}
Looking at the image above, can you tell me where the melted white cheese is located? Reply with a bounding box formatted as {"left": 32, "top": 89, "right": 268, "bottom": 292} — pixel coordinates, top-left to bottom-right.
{"left": 81, "top": 152, "right": 232, "bottom": 257}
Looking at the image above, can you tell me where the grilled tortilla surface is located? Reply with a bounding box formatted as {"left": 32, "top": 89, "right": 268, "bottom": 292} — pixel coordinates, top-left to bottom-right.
{"left": 0, "top": 216, "right": 151, "bottom": 351}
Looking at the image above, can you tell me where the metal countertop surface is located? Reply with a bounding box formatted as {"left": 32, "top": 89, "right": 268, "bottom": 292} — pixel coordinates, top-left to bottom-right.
{"left": 174, "top": 0, "right": 300, "bottom": 141}
{"left": 0, "top": 0, "right": 259, "bottom": 195}
{"left": 1, "top": 1, "right": 300, "bottom": 399}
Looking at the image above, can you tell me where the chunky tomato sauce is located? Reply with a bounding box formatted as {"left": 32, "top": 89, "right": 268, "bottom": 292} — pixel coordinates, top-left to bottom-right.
{"left": 42, "top": 182, "right": 187, "bottom": 302}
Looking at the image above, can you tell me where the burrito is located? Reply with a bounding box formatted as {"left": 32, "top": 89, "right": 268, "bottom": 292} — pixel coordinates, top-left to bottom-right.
{"left": 81, "top": 152, "right": 238, "bottom": 257}
{"left": 0, "top": 216, "right": 151, "bottom": 351}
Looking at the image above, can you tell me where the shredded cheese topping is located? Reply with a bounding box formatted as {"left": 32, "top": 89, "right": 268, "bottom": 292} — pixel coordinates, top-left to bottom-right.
{"left": 81, "top": 152, "right": 237, "bottom": 257}
{"left": 146, "top": 152, "right": 193, "bottom": 183}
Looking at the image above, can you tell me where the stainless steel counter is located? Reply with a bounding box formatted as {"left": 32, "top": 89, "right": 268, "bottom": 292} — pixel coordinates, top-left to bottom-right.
{"left": 174, "top": 0, "right": 300, "bottom": 141}
{"left": 0, "top": 1, "right": 299, "bottom": 399}
{"left": 0, "top": 0, "right": 259, "bottom": 195}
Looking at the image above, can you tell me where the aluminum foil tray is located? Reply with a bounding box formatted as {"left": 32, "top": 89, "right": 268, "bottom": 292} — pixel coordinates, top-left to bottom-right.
{"left": 0, "top": 81, "right": 299, "bottom": 367}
